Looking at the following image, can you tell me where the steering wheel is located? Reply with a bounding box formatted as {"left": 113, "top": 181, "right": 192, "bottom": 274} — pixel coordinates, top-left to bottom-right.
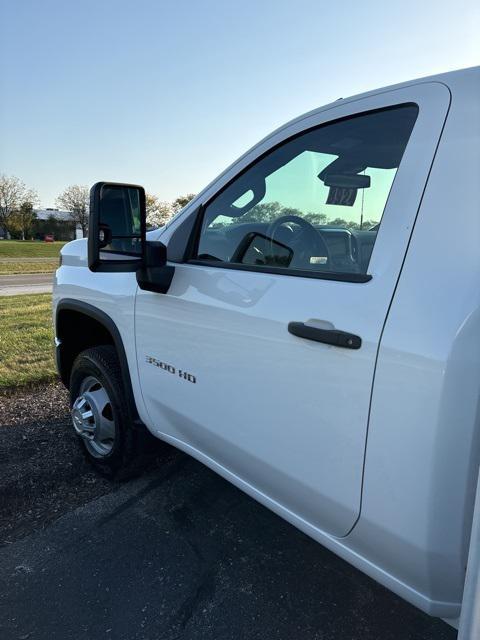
{"left": 266, "top": 215, "right": 331, "bottom": 269}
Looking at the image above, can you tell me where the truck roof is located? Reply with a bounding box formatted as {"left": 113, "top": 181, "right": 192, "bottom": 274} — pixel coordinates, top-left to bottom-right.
{"left": 282, "top": 65, "right": 479, "bottom": 134}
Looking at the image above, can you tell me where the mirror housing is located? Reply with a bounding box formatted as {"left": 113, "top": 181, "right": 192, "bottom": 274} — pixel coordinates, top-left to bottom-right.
{"left": 88, "top": 181, "right": 146, "bottom": 271}
{"left": 88, "top": 181, "right": 175, "bottom": 294}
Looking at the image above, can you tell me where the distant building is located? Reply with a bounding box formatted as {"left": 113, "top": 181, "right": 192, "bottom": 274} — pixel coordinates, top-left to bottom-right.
{"left": 0, "top": 208, "right": 83, "bottom": 241}
{"left": 33, "top": 208, "right": 83, "bottom": 240}
{"left": 35, "top": 208, "right": 72, "bottom": 222}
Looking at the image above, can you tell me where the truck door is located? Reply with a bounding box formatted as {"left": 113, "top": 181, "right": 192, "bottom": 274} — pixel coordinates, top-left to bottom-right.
{"left": 135, "top": 84, "right": 450, "bottom": 537}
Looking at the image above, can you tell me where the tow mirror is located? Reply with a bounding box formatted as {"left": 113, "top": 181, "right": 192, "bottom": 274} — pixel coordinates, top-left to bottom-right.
{"left": 88, "top": 181, "right": 175, "bottom": 293}
{"left": 88, "top": 182, "right": 146, "bottom": 271}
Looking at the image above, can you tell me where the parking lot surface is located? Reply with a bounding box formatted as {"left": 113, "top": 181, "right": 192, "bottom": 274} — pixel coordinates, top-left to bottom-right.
{"left": 0, "top": 273, "right": 53, "bottom": 296}
{"left": 0, "top": 385, "right": 456, "bottom": 640}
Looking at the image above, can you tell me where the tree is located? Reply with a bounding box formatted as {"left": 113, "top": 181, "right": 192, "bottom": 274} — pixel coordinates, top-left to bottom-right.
{"left": 0, "top": 174, "right": 37, "bottom": 238}
{"left": 172, "top": 193, "right": 196, "bottom": 213}
{"left": 304, "top": 212, "right": 328, "bottom": 225}
{"left": 145, "top": 194, "right": 173, "bottom": 228}
{"left": 11, "top": 201, "right": 37, "bottom": 240}
{"left": 234, "top": 201, "right": 284, "bottom": 224}
{"left": 56, "top": 185, "right": 89, "bottom": 237}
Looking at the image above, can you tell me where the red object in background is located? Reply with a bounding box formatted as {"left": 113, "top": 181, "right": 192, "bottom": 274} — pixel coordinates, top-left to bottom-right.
{"left": 44, "top": 234, "right": 54, "bottom": 242}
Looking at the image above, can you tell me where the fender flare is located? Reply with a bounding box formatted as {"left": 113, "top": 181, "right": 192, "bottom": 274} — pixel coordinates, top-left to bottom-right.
{"left": 55, "top": 298, "right": 140, "bottom": 423}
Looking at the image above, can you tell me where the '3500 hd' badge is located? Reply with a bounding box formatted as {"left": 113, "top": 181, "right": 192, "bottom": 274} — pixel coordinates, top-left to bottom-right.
{"left": 146, "top": 356, "right": 196, "bottom": 384}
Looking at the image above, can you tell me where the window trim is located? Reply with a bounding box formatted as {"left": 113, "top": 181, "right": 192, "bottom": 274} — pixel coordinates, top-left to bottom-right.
{"left": 188, "top": 259, "right": 372, "bottom": 283}
{"left": 185, "top": 102, "right": 418, "bottom": 284}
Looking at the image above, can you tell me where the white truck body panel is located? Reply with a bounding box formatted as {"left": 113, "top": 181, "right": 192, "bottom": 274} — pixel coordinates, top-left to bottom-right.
{"left": 53, "top": 66, "right": 480, "bottom": 621}
{"left": 135, "top": 83, "right": 450, "bottom": 540}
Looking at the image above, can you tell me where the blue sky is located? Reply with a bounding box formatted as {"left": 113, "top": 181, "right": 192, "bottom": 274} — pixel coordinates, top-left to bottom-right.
{"left": 0, "top": 0, "right": 478, "bottom": 207}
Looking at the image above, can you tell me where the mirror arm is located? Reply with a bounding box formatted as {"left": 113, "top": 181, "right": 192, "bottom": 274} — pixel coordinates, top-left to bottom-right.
{"left": 136, "top": 240, "right": 175, "bottom": 294}
{"left": 136, "top": 265, "right": 175, "bottom": 294}
{"left": 144, "top": 241, "right": 167, "bottom": 267}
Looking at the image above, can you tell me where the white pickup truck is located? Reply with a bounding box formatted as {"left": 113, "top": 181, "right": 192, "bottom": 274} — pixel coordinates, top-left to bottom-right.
{"left": 53, "top": 67, "right": 480, "bottom": 627}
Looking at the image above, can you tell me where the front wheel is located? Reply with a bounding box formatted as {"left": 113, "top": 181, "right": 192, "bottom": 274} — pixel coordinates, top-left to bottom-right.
{"left": 69, "top": 345, "right": 154, "bottom": 478}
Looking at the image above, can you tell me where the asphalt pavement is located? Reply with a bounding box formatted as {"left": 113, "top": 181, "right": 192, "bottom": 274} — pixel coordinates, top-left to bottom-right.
{"left": 0, "top": 273, "right": 53, "bottom": 296}
{"left": 0, "top": 451, "right": 456, "bottom": 640}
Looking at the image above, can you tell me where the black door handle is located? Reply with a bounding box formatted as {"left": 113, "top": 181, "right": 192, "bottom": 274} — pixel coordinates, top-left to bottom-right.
{"left": 288, "top": 322, "right": 362, "bottom": 349}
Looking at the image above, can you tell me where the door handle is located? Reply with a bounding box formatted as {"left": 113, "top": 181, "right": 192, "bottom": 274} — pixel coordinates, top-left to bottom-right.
{"left": 288, "top": 321, "right": 362, "bottom": 349}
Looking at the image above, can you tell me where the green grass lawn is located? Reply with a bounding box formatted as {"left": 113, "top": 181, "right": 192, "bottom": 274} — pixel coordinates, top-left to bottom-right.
{"left": 0, "top": 241, "right": 65, "bottom": 275}
{"left": 0, "top": 293, "right": 56, "bottom": 390}
{"left": 0, "top": 259, "right": 58, "bottom": 275}
{"left": 0, "top": 240, "right": 66, "bottom": 258}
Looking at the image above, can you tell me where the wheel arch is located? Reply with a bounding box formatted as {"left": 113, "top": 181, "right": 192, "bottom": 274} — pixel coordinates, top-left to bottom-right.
{"left": 55, "top": 299, "right": 140, "bottom": 422}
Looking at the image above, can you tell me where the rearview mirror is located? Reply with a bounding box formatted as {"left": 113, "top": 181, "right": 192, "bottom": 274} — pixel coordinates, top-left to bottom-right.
{"left": 321, "top": 173, "right": 371, "bottom": 189}
{"left": 88, "top": 182, "right": 146, "bottom": 271}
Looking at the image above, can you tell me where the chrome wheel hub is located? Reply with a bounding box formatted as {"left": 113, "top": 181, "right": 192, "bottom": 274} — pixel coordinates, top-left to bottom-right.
{"left": 71, "top": 376, "right": 116, "bottom": 458}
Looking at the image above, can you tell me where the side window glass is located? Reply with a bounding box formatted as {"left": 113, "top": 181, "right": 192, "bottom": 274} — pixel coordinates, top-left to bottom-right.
{"left": 195, "top": 105, "right": 418, "bottom": 277}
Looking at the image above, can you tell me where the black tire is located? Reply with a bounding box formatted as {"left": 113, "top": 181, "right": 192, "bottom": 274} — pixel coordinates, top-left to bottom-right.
{"left": 69, "top": 345, "right": 156, "bottom": 479}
